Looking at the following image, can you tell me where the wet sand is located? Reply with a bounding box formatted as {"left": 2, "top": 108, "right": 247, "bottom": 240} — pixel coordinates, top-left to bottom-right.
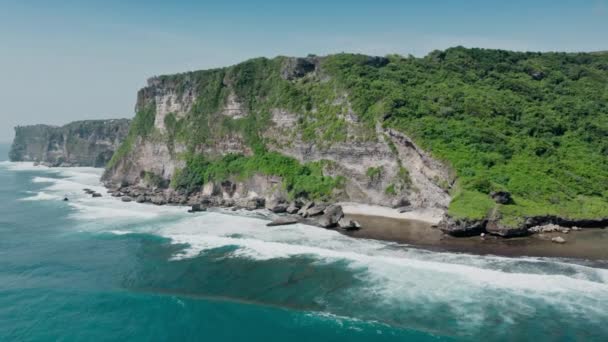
{"left": 343, "top": 214, "right": 608, "bottom": 261}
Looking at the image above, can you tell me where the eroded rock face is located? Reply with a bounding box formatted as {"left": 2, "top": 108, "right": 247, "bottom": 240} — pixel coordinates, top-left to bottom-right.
{"left": 280, "top": 57, "right": 319, "bottom": 80}
{"left": 439, "top": 216, "right": 487, "bottom": 237}
{"left": 485, "top": 220, "right": 530, "bottom": 237}
{"left": 102, "top": 56, "right": 454, "bottom": 218}
{"left": 10, "top": 119, "right": 130, "bottom": 167}
{"left": 316, "top": 205, "right": 344, "bottom": 228}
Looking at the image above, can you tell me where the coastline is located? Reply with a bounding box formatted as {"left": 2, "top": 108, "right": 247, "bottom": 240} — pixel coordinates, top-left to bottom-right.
{"left": 2, "top": 162, "right": 606, "bottom": 261}
{"left": 338, "top": 202, "right": 444, "bottom": 225}
{"left": 343, "top": 214, "right": 608, "bottom": 261}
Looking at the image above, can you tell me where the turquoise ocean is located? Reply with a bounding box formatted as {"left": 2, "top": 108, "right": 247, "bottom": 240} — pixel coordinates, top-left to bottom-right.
{"left": 0, "top": 143, "right": 607, "bottom": 341}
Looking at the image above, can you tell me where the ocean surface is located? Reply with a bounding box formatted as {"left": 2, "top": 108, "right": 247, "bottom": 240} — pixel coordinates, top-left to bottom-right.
{"left": 0, "top": 143, "right": 607, "bottom": 341}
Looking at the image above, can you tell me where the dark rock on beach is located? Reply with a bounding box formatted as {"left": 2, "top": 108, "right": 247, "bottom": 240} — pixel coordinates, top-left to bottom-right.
{"left": 338, "top": 217, "right": 361, "bottom": 230}
{"left": 266, "top": 198, "right": 289, "bottom": 213}
{"left": 188, "top": 204, "right": 207, "bottom": 213}
{"left": 266, "top": 216, "right": 300, "bottom": 227}
{"left": 485, "top": 220, "right": 530, "bottom": 237}
{"left": 297, "top": 201, "right": 315, "bottom": 217}
{"left": 244, "top": 197, "right": 265, "bottom": 210}
{"left": 316, "top": 205, "right": 344, "bottom": 228}
{"left": 439, "top": 216, "right": 487, "bottom": 237}
{"left": 305, "top": 203, "right": 327, "bottom": 217}
{"left": 286, "top": 202, "right": 300, "bottom": 214}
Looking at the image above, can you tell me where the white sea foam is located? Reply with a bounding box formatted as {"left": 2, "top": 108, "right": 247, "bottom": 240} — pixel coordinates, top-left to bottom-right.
{"left": 20, "top": 191, "right": 61, "bottom": 201}
{"left": 0, "top": 161, "right": 51, "bottom": 171}
{"left": 109, "top": 230, "right": 133, "bottom": 235}
{"left": 9, "top": 162, "right": 608, "bottom": 327}
{"left": 154, "top": 212, "right": 608, "bottom": 329}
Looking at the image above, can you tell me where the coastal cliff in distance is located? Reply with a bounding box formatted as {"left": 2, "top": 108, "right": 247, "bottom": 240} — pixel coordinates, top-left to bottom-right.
{"left": 103, "top": 47, "right": 608, "bottom": 235}
{"left": 10, "top": 119, "right": 131, "bottom": 167}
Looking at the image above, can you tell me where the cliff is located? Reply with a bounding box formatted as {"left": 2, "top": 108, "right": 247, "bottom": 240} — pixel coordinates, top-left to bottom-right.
{"left": 103, "top": 48, "right": 608, "bottom": 234}
{"left": 103, "top": 56, "right": 452, "bottom": 212}
{"left": 10, "top": 119, "right": 131, "bottom": 167}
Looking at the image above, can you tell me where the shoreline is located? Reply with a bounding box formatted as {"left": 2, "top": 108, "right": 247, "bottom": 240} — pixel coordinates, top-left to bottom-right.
{"left": 342, "top": 214, "right": 608, "bottom": 261}
{"left": 337, "top": 202, "right": 443, "bottom": 225}
{"left": 3, "top": 162, "right": 607, "bottom": 261}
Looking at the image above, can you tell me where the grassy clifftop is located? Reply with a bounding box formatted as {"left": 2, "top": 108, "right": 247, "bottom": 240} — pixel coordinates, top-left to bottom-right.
{"left": 113, "top": 47, "right": 608, "bottom": 224}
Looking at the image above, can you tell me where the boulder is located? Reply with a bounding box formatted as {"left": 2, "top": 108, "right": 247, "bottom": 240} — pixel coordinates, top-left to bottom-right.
{"left": 316, "top": 215, "right": 333, "bottom": 228}
{"left": 188, "top": 204, "right": 207, "bottom": 213}
{"left": 200, "top": 195, "right": 213, "bottom": 206}
{"left": 306, "top": 204, "right": 327, "bottom": 217}
{"left": 286, "top": 202, "right": 300, "bottom": 214}
{"left": 222, "top": 198, "right": 236, "bottom": 208}
{"left": 297, "top": 201, "right": 315, "bottom": 216}
{"left": 490, "top": 191, "right": 512, "bottom": 204}
{"left": 91, "top": 193, "right": 102, "bottom": 198}
{"left": 338, "top": 217, "right": 361, "bottom": 230}
{"left": 120, "top": 196, "right": 133, "bottom": 202}
{"left": 552, "top": 236, "right": 566, "bottom": 244}
{"left": 323, "top": 205, "right": 344, "bottom": 227}
{"left": 486, "top": 220, "right": 530, "bottom": 237}
{"left": 244, "top": 197, "right": 265, "bottom": 211}
{"left": 391, "top": 197, "right": 411, "bottom": 209}
{"left": 266, "top": 216, "right": 300, "bottom": 227}
{"left": 266, "top": 199, "right": 289, "bottom": 213}
{"left": 529, "top": 224, "right": 561, "bottom": 233}
{"left": 439, "top": 216, "right": 487, "bottom": 237}
{"left": 150, "top": 195, "right": 167, "bottom": 206}
{"left": 135, "top": 195, "right": 147, "bottom": 203}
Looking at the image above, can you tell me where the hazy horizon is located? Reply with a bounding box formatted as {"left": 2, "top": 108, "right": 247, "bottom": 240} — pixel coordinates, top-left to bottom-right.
{"left": 1, "top": 0, "right": 607, "bottom": 142}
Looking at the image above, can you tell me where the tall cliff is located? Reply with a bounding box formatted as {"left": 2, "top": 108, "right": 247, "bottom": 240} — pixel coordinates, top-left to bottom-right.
{"left": 103, "top": 56, "right": 452, "bottom": 211}
{"left": 10, "top": 119, "right": 131, "bottom": 167}
{"left": 103, "top": 48, "right": 608, "bottom": 230}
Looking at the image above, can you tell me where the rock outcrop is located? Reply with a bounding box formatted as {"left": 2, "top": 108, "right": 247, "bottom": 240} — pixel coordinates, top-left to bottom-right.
{"left": 101, "top": 57, "right": 453, "bottom": 216}
{"left": 10, "top": 119, "right": 130, "bottom": 167}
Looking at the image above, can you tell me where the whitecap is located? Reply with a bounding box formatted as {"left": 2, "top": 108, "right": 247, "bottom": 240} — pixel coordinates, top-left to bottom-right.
{"left": 20, "top": 191, "right": 61, "bottom": 201}
{"left": 8, "top": 161, "right": 608, "bottom": 331}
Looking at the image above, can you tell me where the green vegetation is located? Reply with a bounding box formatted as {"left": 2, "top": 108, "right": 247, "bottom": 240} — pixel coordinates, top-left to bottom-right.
{"left": 134, "top": 58, "right": 351, "bottom": 199}
{"left": 113, "top": 47, "right": 608, "bottom": 223}
{"left": 172, "top": 151, "right": 344, "bottom": 199}
{"left": 385, "top": 184, "right": 397, "bottom": 195}
{"left": 107, "top": 105, "right": 156, "bottom": 169}
{"left": 323, "top": 47, "right": 608, "bottom": 224}
{"left": 142, "top": 171, "right": 167, "bottom": 188}
{"left": 366, "top": 166, "right": 383, "bottom": 182}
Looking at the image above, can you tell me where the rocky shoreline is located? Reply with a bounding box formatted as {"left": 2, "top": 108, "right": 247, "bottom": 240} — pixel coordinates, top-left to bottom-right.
{"left": 439, "top": 213, "right": 608, "bottom": 240}
{"left": 94, "top": 183, "right": 608, "bottom": 246}
{"left": 101, "top": 184, "right": 362, "bottom": 231}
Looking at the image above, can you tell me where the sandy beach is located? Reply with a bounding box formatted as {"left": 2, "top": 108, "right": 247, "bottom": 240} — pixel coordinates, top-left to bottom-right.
{"left": 338, "top": 202, "right": 444, "bottom": 224}
{"left": 339, "top": 212, "right": 608, "bottom": 261}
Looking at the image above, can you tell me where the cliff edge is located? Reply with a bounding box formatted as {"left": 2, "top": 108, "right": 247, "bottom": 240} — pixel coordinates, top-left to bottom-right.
{"left": 10, "top": 119, "right": 131, "bottom": 167}
{"left": 103, "top": 48, "right": 608, "bottom": 235}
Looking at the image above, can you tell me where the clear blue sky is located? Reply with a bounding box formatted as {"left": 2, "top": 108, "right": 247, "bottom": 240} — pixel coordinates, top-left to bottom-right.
{"left": 1, "top": 0, "right": 606, "bottom": 142}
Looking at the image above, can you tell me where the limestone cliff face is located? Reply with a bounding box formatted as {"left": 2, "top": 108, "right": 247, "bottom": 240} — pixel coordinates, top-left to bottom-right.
{"left": 103, "top": 56, "right": 453, "bottom": 212}
{"left": 10, "top": 119, "right": 131, "bottom": 167}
